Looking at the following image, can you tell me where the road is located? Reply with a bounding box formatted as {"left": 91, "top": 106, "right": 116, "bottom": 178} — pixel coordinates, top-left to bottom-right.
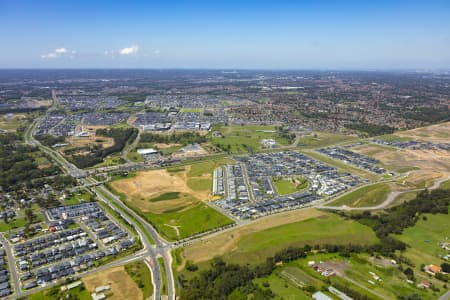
{"left": 321, "top": 173, "right": 450, "bottom": 211}
{"left": 439, "top": 290, "right": 450, "bottom": 300}
{"left": 0, "top": 234, "right": 20, "bottom": 296}
{"left": 23, "top": 116, "right": 176, "bottom": 300}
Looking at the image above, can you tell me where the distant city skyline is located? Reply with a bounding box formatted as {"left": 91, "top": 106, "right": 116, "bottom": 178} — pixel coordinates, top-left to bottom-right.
{"left": 1, "top": 0, "right": 450, "bottom": 69}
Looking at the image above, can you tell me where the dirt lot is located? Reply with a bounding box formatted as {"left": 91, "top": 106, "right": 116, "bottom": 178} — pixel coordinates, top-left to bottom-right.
{"left": 154, "top": 143, "right": 181, "bottom": 149}
{"left": 111, "top": 166, "right": 211, "bottom": 213}
{"left": 67, "top": 125, "right": 114, "bottom": 148}
{"left": 352, "top": 141, "right": 450, "bottom": 189}
{"left": 83, "top": 266, "right": 142, "bottom": 300}
{"left": 182, "top": 208, "right": 326, "bottom": 264}
{"left": 172, "top": 145, "right": 208, "bottom": 159}
{"left": 396, "top": 122, "right": 450, "bottom": 143}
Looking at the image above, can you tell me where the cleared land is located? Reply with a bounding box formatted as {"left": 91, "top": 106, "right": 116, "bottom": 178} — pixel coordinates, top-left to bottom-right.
{"left": 395, "top": 121, "right": 450, "bottom": 143}
{"left": 83, "top": 266, "right": 142, "bottom": 300}
{"left": 67, "top": 125, "right": 114, "bottom": 148}
{"left": 110, "top": 159, "right": 234, "bottom": 240}
{"left": 325, "top": 183, "right": 392, "bottom": 208}
{"left": 183, "top": 210, "right": 378, "bottom": 264}
{"left": 0, "top": 113, "right": 28, "bottom": 132}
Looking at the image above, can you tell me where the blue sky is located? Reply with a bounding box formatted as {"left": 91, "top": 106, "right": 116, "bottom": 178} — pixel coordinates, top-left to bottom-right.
{"left": 0, "top": 0, "right": 449, "bottom": 69}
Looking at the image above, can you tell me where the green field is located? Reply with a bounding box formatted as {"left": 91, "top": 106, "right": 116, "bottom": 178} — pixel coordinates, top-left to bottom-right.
{"left": 223, "top": 214, "right": 378, "bottom": 264}
{"left": 326, "top": 183, "right": 391, "bottom": 208}
{"left": 187, "top": 178, "right": 211, "bottom": 191}
{"left": 180, "top": 108, "right": 204, "bottom": 113}
{"left": 273, "top": 177, "right": 308, "bottom": 195}
{"left": 440, "top": 179, "right": 450, "bottom": 190}
{"left": 64, "top": 190, "right": 92, "bottom": 205}
{"left": 296, "top": 132, "right": 357, "bottom": 148}
{"left": 394, "top": 211, "right": 450, "bottom": 268}
{"left": 158, "top": 257, "right": 168, "bottom": 296}
{"left": 30, "top": 283, "right": 91, "bottom": 300}
{"left": 125, "top": 261, "right": 153, "bottom": 299}
{"left": 93, "top": 154, "right": 125, "bottom": 168}
{"left": 127, "top": 150, "right": 144, "bottom": 162}
{"left": 145, "top": 203, "right": 233, "bottom": 241}
{"left": 0, "top": 217, "right": 27, "bottom": 232}
{"left": 254, "top": 271, "right": 312, "bottom": 300}
{"left": 149, "top": 192, "right": 181, "bottom": 202}
{"left": 210, "top": 125, "right": 292, "bottom": 153}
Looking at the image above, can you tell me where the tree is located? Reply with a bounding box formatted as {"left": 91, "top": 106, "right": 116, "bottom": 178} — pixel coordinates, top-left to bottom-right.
{"left": 403, "top": 267, "right": 415, "bottom": 281}
{"left": 24, "top": 208, "right": 36, "bottom": 224}
{"left": 441, "top": 263, "right": 450, "bottom": 273}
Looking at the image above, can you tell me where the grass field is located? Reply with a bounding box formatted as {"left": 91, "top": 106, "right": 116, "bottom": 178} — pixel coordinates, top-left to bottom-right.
{"left": 158, "top": 257, "right": 168, "bottom": 296}
{"left": 30, "top": 283, "right": 91, "bottom": 300}
{"left": 296, "top": 132, "right": 357, "bottom": 148}
{"left": 225, "top": 214, "right": 378, "bottom": 264}
{"left": 127, "top": 150, "right": 144, "bottom": 162}
{"left": 210, "top": 125, "right": 291, "bottom": 153}
{"left": 326, "top": 183, "right": 391, "bottom": 208}
{"left": 254, "top": 271, "right": 312, "bottom": 300}
{"left": 0, "top": 217, "right": 27, "bottom": 232}
{"left": 149, "top": 192, "right": 181, "bottom": 202}
{"left": 441, "top": 179, "right": 450, "bottom": 190}
{"left": 144, "top": 203, "right": 233, "bottom": 240}
{"left": 394, "top": 211, "right": 450, "bottom": 267}
{"left": 273, "top": 176, "right": 308, "bottom": 195}
{"left": 180, "top": 108, "right": 204, "bottom": 113}
{"left": 125, "top": 261, "right": 153, "bottom": 299}
{"left": 64, "top": 190, "right": 92, "bottom": 205}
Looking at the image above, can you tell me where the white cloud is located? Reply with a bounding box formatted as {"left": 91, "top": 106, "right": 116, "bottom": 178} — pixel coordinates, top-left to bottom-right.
{"left": 41, "top": 47, "right": 75, "bottom": 59}
{"left": 55, "top": 48, "right": 68, "bottom": 54}
{"left": 119, "top": 45, "right": 139, "bottom": 55}
{"left": 153, "top": 49, "right": 161, "bottom": 55}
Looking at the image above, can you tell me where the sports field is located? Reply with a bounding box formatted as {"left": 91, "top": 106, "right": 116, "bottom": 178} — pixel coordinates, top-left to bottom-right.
{"left": 325, "top": 183, "right": 392, "bottom": 208}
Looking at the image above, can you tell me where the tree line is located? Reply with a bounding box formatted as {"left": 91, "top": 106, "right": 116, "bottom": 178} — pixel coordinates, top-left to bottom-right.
{"left": 70, "top": 127, "right": 137, "bottom": 168}
{"left": 140, "top": 132, "right": 207, "bottom": 146}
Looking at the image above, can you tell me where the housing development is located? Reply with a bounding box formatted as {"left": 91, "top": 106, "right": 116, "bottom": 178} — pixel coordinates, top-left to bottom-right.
{"left": 0, "top": 69, "right": 449, "bottom": 300}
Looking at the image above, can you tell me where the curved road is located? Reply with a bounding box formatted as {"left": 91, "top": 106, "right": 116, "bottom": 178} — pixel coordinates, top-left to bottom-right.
{"left": 321, "top": 173, "right": 450, "bottom": 211}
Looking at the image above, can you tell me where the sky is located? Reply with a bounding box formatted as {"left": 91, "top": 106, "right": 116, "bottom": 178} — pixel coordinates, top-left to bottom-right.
{"left": 0, "top": 0, "right": 449, "bottom": 69}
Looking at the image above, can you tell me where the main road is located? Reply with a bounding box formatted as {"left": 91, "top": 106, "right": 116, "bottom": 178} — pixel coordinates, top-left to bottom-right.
{"left": 24, "top": 115, "right": 176, "bottom": 300}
